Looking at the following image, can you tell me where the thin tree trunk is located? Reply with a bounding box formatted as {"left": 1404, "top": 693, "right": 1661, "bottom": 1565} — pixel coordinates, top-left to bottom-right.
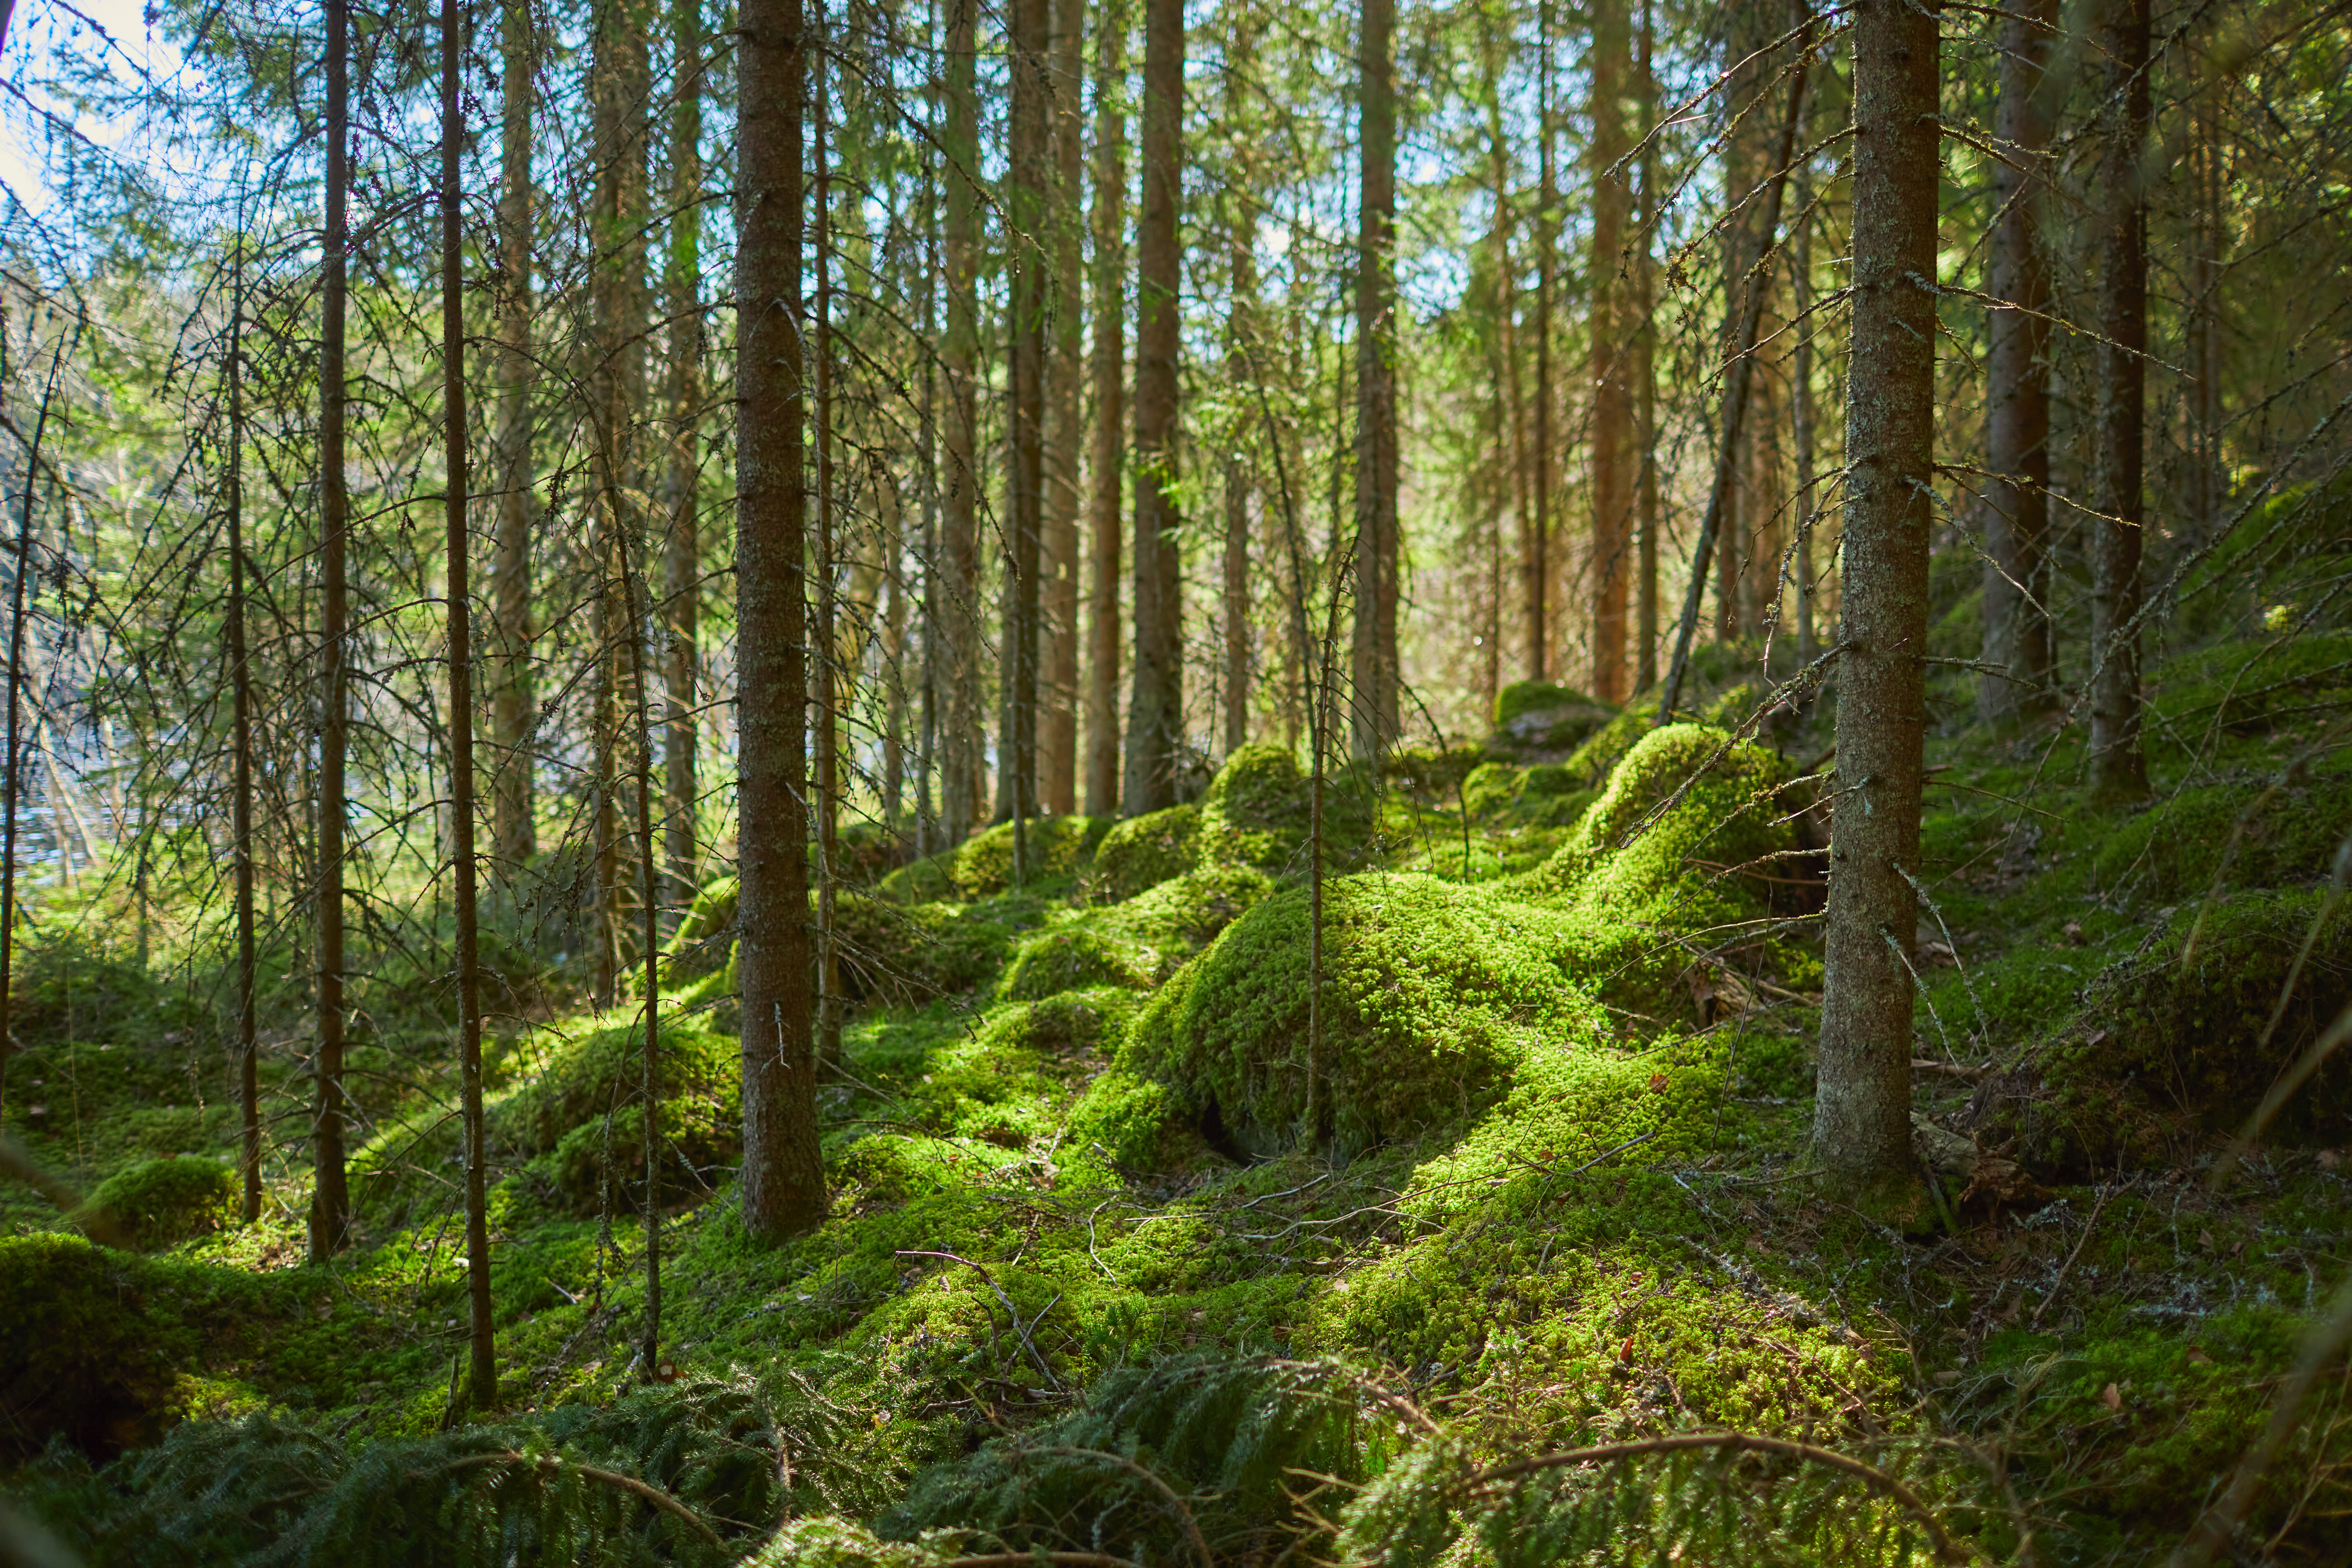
{"left": 1042, "top": 0, "right": 1083, "bottom": 815}
{"left": 493, "top": 0, "right": 537, "bottom": 881}
{"left": 813, "top": 6, "right": 841, "bottom": 1061}
{"left": 1793, "top": 176, "right": 1817, "bottom": 669}
{"left": 1221, "top": 16, "right": 1257, "bottom": 759}
{"left": 1527, "top": 0, "right": 1552, "bottom": 685}
{"left": 629, "top": 456, "right": 664, "bottom": 1380}
{"left": 1979, "top": 0, "right": 2056, "bottom": 729}
{"left": 1811, "top": 0, "right": 1936, "bottom": 1200}
{"left": 1476, "top": 16, "right": 1511, "bottom": 717}
{"left": 942, "top": 0, "right": 981, "bottom": 843}
{"left": 1350, "top": 0, "right": 1398, "bottom": 760}
{"left": 917, "top": 78, "right": 941, "bottom": 858}
{"left": 1005, "top": 0, "right": 1049, "bottom": 868}
{"left": 2089, "top": 0, "right": 2149, "bottom": 799}
{"left": 0, "top": 338, "right": 58, "bottom": 1134}
{"left": 441, "top": 0, "right": 496, "bottom": 1408}
{"left": 1634, "top": 3, "right": 1659, "bottom": 692}
{"left": 226, "top": 232, "right": 261, "bottom": 1225}
{"left": 735, "top": 0, "right": 826, "bottom": 1242}
{"left": 1586, "top": 0, "right": 1634, "bottom": 704}
{"left": 1082, "top": 0, "right": 1127, "bottom": 817}
{"left": 1654, "top": 26, "right": 1811, "bottom": 725}
{"left": 1123, "top": 0, "right": 1184, "bottom": 813}
{"left": 310, "top": 0, "right": 353, "bottom": 1263}
{"left": 663, "top": 0, "right": 705, "bottom": 911}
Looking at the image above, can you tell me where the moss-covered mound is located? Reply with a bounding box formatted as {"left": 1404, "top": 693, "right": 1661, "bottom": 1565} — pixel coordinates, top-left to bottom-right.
{"left": 1102, "top": 874, "right": 1621, "bottom": 1159}
{"left": 1000, "top": 865, "right": 1272, "bottom": 1002}
{"left": 494, "top": 1018, "right": 741, "bottom": 1160}
{"left": 1491, "top": 680, "right": 1615, "bottom": 753}
{"left": 951, "top": 815, "right": 1111, "bottom": 898}
{"left": 1091, "top": 804, "right": 1201, "bottom": 901}
{"left": 1963, "top": 887, "right": 2352, "bottom": 1170}
{"left": 833, "top": 893, "right": 1015, "bottom": 1004}
{"left": 0, "top": 1234, "right": 178, "bottom": 1460}
{"left": 74, "top": 1156, "right": 235, "bottom": 1252}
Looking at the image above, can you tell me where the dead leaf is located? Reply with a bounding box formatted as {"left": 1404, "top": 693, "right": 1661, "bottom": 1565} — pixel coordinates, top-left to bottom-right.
{"left": 2100, "top": 1381, "right": 2123, "bottom": 1414}
{"left": 2199, "top": 1229, "right": 2217, "bottom": 1250}
{"left": 2064, "top": 920, "right": 2087, "bottom": 946}
{"left": 2186, "top": 1346, "right": 2212, "bottom": 1365}
{"left": 1648, "top": 1073, "right": 1669, "bottom": 1093}
{"left": 1919, "top": 940, "right": 1958, "bottom": 968}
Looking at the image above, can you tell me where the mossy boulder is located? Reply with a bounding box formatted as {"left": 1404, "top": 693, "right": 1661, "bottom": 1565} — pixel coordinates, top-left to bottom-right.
{"left": 1092, "top": 804, "right": 1201, "bottom": 901}
{"left": 0, "top": 1234, "right": 177, "bottom": 1459}
{"left": 951, "top": 815, "right": 1112, "bottom": 898}
{"left": 1117, "top": 874, "right": 1619, "bottom": 1159}
{"left": 1963, "top": 889, "right": 2352, "bottom": 1171}
{"left": 549, "top": 1092, "right": 741, "bottom": 1211}
{"left": 493, "top": 1018, "right": 742, "bottom": 1158}
{"left": 834, "top": 892, "right": 1016, "bottom": 1003}
{"left": 1492, "top": 679, "right": 1614, "bottom": 752}
{"left": 1002, "top": 866, "right": 1273, "bottom": 1002}
{"left": 664, "top": 875, "right": 739, "bottom": 979}
{"left": 1462, "top": 762, "right": 1523, "bottom": 821}
{"left": 74, "top": 1156, "right": 235, "bottom": 1251}
{"left": 2082, "top": 761, "right": 2352, "bottom": 904}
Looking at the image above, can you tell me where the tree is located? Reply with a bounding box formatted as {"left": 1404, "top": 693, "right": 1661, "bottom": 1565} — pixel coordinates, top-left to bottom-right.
{"left": 2089, "top": 0, "right": 2150, "bottom": 799}
{"left": 1003, "top": 0, "right": 1050, "bottom": 863}
{"left": 1042, "top": 0, "right": 1085, "bottom": 815}
{"left": 492, "top": 0, "right": 537, "bottom": 882}
{"left": 1585, "top": 0, "right": 1634, "bottom": 704}
{"left": 941, "top": 0, "right": 983, "bottom": 842}
{"left": 1123, "top": 0, "right": 1184, "bottom": 813}
{"left": 1811, "top": 0, "right": 1936, "bottom": 1198}
{"left": 1978, "top": 0, "right": 2056, "bottom": 730}
{"left": 1350, "top": 0, "right": 1398, "bottom": 760}
{"left": 663, "top": 0, "right": 706, "bottom": 909}
{"left": 735, "top": 0, "right": 826, "bottom": 1242}
{"left": 310, "top": 0, "right": 354, "bottom": 1264}
{"left": 441, "top": 0, "right": 495, "bottom": 1411}
{"left": 1221, "top": 8, "right": 1258, "bottom": 759}
{"left": 1084, "top": 0, "right": 1127, "bottom": 817}
{"left": 1526, "top": 0, "right": 1554, "bottom": 683}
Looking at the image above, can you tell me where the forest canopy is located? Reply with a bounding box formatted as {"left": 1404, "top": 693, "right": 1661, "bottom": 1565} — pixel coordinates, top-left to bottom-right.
{"left": 2, "top": 0, "right": 2352, "bottom": 1561}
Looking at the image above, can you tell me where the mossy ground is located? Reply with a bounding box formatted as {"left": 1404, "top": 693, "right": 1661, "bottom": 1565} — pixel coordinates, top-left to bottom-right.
{"left": 7, "top": 628, "right": 2352, "bottom": 1564}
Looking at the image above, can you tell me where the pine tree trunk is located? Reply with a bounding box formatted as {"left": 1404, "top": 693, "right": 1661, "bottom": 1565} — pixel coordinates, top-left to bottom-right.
{"left": 1586, "top": 0, "right": 1633, "bottom": 704}
{"left": 1082, "top": 0, "right": 1127, "bottom": 817}
{"left": 1811, "top": 0, "right": 1936, "bottom": 1202}
{"left": 663, "top": 0, "right": 705, "bottom": 912}
{"left": 1221, "top": 17, "right": 1258, "bottom": 760}
{"left": 2089, "top": 0, "right": 2149, "bottom": 799}
{"left": 492, "top": 0, "right": 537, "bottom": 878}
{"left": 1041, "top": 0, "right": 1083, "bottom": 815}
{"left": 1634, "top": 5, "right": 1659, "bottom": 693}
{"left": 735, "top": 0, "right": 825, "bottom": 1243}
{"left": 1793, "top": 175, "right": 1817, "bottom": 668}
{"left": 812, "top": 12, "right": 841, "bottom": 1062}
{"left": 941, "top": 0, "right": 982, "bottom": 843}
{"left": 1350, "top": 0, "right": 1398, "bottom": 760}
{"left": 1527, "top": 1, "right": 1553, "bottom": 685}
{"left": 1005, "top": 0, "right": 1049, "bottom": 864}
{"left": 310, "top": 0, "right": 353, "bottom": 1263}
{"left": 227, "top": 238, "right": 261, "bottom": 1225}
{"left": 441, "top": 0, "right": 497, "bottom": 1410}
{"left": 1123, "top": 0, "right": 1184, "bottom": 813}
{"left": 1979, "top": 0, "right": 2055, "bottom": 730}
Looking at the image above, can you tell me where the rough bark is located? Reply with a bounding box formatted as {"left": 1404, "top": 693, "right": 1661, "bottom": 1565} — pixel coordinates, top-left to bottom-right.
{"left": 1811, "top": 0, "right": 1935, "bottom": 1201}
{"left": 492, "top": 0, "right": 537, "bottom": 878}
{"left": 310, "top": 0, "right": 352, "bottom": 1263}
{"left": 1123, "top": 0, "right": 1183, "bottom": 813}
{"left": 2089, "top": 0, "right": 2150, "bottom": 799}
{"left": 1082, "top": 0, "right": 1127, "bottom": 817}
{"left": 1527, "top": 0, "right": 1554, "bottom": 684}
{"left": 1586, "top": 0, "right": 1634, "bottom": 704}
{"left": 735, "top": 0, "right": 826, "bottom": 1242}
{"left": 228, "top": 241, "right": 260, "bottom": 1225}
{"left": 663, "top": 0, "right": 705, "bottom": 910}
{"left": 941, "top": 0, "right": 982, "bottom": 843}
{"left": 1634, "top": 4, "right": 1659, "bottom": 691}
{"left": 1978, "top": 0, "right": 2056, "bottom": 729}
{"left": 1221, "top": 16, "right": 1257, "bottom": 759}
{"left": 440, "top": 0, "right": 496, "bottom": 1409}
{"left": 1350, "top": 0, "right": 1398, "bottom": 760}
{"left": 1042, "top": 0, "right": 1083, "bottom": 814}
{"left": 1004, "top": 0, "right": 1049, "bottom": 862}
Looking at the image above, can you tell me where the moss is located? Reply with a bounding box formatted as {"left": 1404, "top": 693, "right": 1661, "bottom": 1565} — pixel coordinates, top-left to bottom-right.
{"left": 0, "top": 1234, "right": 180, "bottom": 1459}
{"left": 1463, "top": 762, "right": 1523, "bottom": 821}
{"left": 1091, "top": 804, "right": 1200, "bottom": 901}
{"left": 75, "top": 1156, "right": 236, "bottom": 1252}
{"left": 492, "top": 1017, "right": 742, "bottom": 1159}
{"left": 2080, "top": 760, "right": 2352, "bottom": 904}
{"left": 664, "top": 875, "right": 738, "bottom": 979}
{"left": 1492, "top": 682, "right": 1614, "bottom": 753}
{"left": 1001, "top": 865, "right": 1272, "bottom": 1003}
{"left": 548, "top": 1089, "right": 742, "bottom": 1212}
{"left": 949, "top": 815, "right": 1111, "bottom": 898}
{"left": 835, "top": 893, "right": 1017, "bottom": 1004}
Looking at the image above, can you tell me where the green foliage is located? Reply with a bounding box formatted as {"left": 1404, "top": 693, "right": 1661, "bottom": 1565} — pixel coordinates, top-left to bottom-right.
{"left": 1000, "top": 865, "right": 1272, "bottom": 1003}
{"left": 494, "top": 1019, "right": 741, "bottom": 1161}
{"left": 2078, "top": 757, "right": 2352, "bottom": 904}
{"left": 0, "top": 1234, "right": 180, "bottom": 1460}
{"left": 949, "top": 816, "right": 1111, "bottom": 899}
{"left": 664, "top": 877, "right": 738, "bottom": 980}
{"left": 1090, "top": 804, "right": 1200, "bottom": 900}
{"left": 75, "top": 1156, "right": 235, "bottom": 1251}
{"left": 833, "top": 893, "right": 1017, "bottom": 1004}
{"left": 1492, "top": 681, "right": 1614, "bottom": 752}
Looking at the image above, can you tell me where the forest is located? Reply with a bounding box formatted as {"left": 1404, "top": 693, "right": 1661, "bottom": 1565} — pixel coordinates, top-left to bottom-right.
{"left": 0, "top": 0, "right": 2350, "bottom": 1558}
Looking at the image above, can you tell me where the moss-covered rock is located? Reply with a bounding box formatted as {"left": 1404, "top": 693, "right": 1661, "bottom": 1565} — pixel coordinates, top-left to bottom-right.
{"left": 1002, "top": 866, "right": 1272, "bottom": 1003}
{"left": 493, "top": 1018, "right": 742, "bottom": 1159}
{"left": 1119, "top": 874, "right": 1621, "bottom": 1158}
{"left": 1462, "top": 762, "right": 1524, "bottom": 822}
{"left": 664, "top": 875, "right": 739, "bottom": 980}
{"left": 75, "top": 1156, "right": 235, "bottom": 1251}
{"left": 834, "top": 893, "right": 1017, "bottom": 1004}
{"left": 549, "top": 1091, "right": 740, "bottom": 1211}
{"left": 1091, "top": 804, "right": 1201, "bottom": 901}
{"left": 2081, "top": 762, "right": 2352, "bottom": 904}
{"left": 0, "top": 1234, "right": 177, "bottom": 1459}
{"left": 1490, "top": 679, "right": 1615, "bottom": 753}
{"left": 951, "top": 815, "right": 1111, "bottom": 898}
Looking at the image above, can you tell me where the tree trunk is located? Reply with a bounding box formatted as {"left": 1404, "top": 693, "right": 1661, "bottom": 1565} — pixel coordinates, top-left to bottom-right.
{"left": 492, "top": 0, "right": 537, "bottom": 881}
{"left": 1221, "top": 17, "right": 1258, "bottom": 760}
{"left": 440, "top": 0, "right": 497, "bottom": 1410}
{"left": 1978, "top": 0, "right": 2056, "bottom": 730}
{"left": 310, "top": 0, "right": 353, "bottom": 1263}
{"left": 1123, "top": 0, "right": 1184, "bottom": 813}
{"left": 663, "top": 0, "right": 705, "bottom": 912}
{"left": 1586, "top": 0, "right": 1634, "bottom": 704}
{"left": 1082, "top": 0, "right": 1127, "bottom": 817}
{"left": 227, "top": 233, "right": 261, "bottom": 1225}
{"left": 1634, "top": 2, "right": 1659, "bottom": 691}
{"left": 812, "top": 11, "right": 841, "bottom": 1062}
{"left": 941, "top": 0, "right": 982, "bottom": 843}
{"left": 1527, "top": 1, "right": 1553, "bottom": 684}
{"left": 1793, "top": 174, "right": 1817, "bottom": 668}
{"left": 1350, "top": 0, "right": 1398, "bottom": 760}
{"left": 1811, "top": 0, "right": 1936, "bottom": 1202}
{"left": 735, "top": 0, "right": 825, "bottom": 1242}
{"left": 1004, "top": 0, "right": 1049, "bottom": 866}
{"left": 2089, "top": 0, "right": 2149, "bottom": 799}
{"left": 1041, "top": 0, "right": 1083, "bottom": 815}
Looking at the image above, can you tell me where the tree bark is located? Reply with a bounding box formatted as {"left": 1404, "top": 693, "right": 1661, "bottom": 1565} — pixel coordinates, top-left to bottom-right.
{"left": 2089, "top": 0, "right": 2149, "bottom": 799}
{"left": 1793, "top": 172, "right": 1818, "bottom": 668}
{"left": 1042, "top": 0, "right": 1083, "bottom": 815}
{"left": 1350, "top": 0, "right": 1398, "bottom": 760}
{"left": 812, "top": 9, "right": 841, "bottom": 1062}
{"left": 941, "top": 0, "right": 982, "bottom": 843}
{"left": 1004, "top": 0, "right": 1049, "bottom": 864}
{"left": 1526, "top": 0, "right": 1553, "bottom": 684}
{"left": 492, "top": 0, "right": 537, "bottom": 880}
{"left": 1634, "top": 0, "right": 1659, "bottom": 691}
{"left": 441, "top": 0, "right": 496, "bottom": 1410}
{"left": 1221, "top": 16, "right": 1258, "bottom": 759}
{"left": 663, "top": 0, "right": 705, "bottom": 911}
{"left": 1811, "top": 0, "right": 1935, "bottom": 1201}
{"left": 735, "top": 0, "right": 826, "bottom": 1242}
{"left": 1082, "top": 0, "right": 1127, "bottom": 817}
{"left": 227, "top": 234, "right": 260, "bottom": 1225}
{"left": 1123, "top": 0, "right": 1184, "bottom": 813}
{"left": 1978, "top": 0, "right": 2056, "bottom": 730}
{"left": 310, "top": 0, "right": 353, "bottom": 1263}
{"left": 1586, "top": 0, "right": 1634, "bottom": 704}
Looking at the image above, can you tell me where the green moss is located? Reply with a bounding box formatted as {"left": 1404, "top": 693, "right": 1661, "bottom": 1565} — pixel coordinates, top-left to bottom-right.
{"left": 949, "top": 815, "right": 1111, "bottom": 898}
{"left": 75, "top": 1156, "right": 235, "bottom": 1251}
{"left": 0, "top": 1234, "right": 180, "bottom": 1459}
{"left": 1091, "top": 804, "right": 1201, "bottom": 900}
{"left": 835, "top": 893, "right": 1017, "bottom": 1003}
{"left": 492, "top": 1017, "right": 741, "bottom": 1159}
{"left": 2081, "top": 762, "right": 2352, "bottom": 904}
{"left": 1001, "top": 865, "right": 1272, "bottom": 1003}
{"left": 665, "top": 875, "right": 738, "bottom": 979}
{"left": 1463, "top": 762, "right": 1524, "bottom": 821}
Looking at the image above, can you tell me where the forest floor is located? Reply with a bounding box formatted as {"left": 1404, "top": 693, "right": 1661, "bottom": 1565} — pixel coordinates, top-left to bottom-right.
{"left": 5, "top": 613, "right": 2352, "bottom": 1566}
